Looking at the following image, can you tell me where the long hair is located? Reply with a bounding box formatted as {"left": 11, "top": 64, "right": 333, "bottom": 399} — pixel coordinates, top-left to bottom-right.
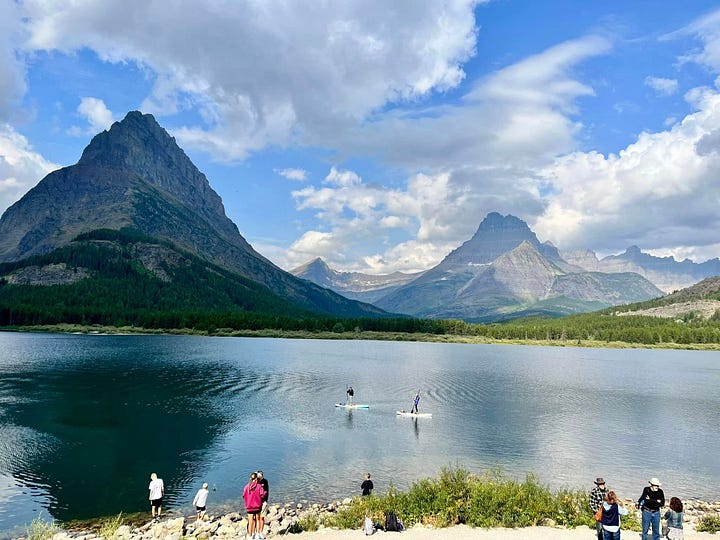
{"left": 669, "top": 497, "right": 683, "bottom": 512}
{"left": 605, "top": 490, "right": 618, "bottom": 504}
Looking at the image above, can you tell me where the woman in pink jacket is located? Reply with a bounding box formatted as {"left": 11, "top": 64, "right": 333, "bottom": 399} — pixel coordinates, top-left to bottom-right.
{"left": 242, "top": 472, "right": 266, "bottom": 540}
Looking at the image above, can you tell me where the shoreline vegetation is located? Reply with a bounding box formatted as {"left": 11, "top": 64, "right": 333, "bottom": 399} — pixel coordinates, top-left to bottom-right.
{"left": 12, "top": 469, "right": 720, "bottom": 540}
{"left": 3, "top": 324, "right": 720, "bottom": 351}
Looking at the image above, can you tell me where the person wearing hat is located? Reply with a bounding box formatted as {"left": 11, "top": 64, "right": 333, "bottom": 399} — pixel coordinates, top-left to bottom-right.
{"left": 590, "top": 477, "right": 609, "bottom": 540}
{"left": 637, "top": 477, "right": 665, "bottom": 540}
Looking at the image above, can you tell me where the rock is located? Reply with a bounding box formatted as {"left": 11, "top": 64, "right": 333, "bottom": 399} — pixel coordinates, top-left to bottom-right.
{"left": 342, "top": 498, "right": 352, "bottom": 505}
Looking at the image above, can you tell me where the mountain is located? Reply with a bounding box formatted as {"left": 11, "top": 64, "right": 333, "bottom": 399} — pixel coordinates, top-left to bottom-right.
{"left": 0, "top": 111, "right": 385, "bottom": 318}
{"left": 291, "top": 257, "right": 423, "bottom": 303}
{"left": 562, "top": 245, "right": 720, "bottom": 293}
{"left": 374, "top": 214, "right": 664, "bottom": 321}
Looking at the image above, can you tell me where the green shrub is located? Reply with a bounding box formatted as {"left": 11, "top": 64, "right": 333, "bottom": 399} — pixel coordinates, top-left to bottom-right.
{"left": 289, "top": 515, "right": 320, "bottom": 533}
{"left": 26, "top": 518, "right": 58, "bottom": 540}
{"left": 697, "top": 514, "right": 720, "bottom": 533}
{"left": 324, "top": 466, "right": 600, "bottom": 531}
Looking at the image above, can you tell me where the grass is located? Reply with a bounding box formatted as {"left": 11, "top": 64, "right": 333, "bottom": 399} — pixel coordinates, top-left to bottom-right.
{"left": 697, "top": 514, "right": 720, "bottom": 533}
{"left": 323, "top": 467, "right": 613, "bottom": 530}
{"left": 26, "top": 518, "right": 58, "bottom": 540}
{"left": 98, "top": 513, "right": 125, "bottom": 538}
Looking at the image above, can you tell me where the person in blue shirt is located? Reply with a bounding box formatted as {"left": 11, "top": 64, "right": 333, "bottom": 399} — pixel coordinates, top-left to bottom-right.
{"left": 410, "top": 391, "right": 420, "bottom": 414}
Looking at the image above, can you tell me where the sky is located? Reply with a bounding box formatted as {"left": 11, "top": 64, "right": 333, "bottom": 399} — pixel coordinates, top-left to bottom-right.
{"left": 3, "top": 1, "right": 720, "bottom": 275}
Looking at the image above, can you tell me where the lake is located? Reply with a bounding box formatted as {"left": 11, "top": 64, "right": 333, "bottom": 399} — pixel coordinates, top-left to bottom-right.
{"left": 0, "top": 332, "right": 718, "bottom": 535}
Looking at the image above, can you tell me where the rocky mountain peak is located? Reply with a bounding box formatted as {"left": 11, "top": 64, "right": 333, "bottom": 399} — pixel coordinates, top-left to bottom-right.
{"left": 78, "top": 111, "right": 230, "bottom": 231}
{"left": 443, "top": 212, "right": 563, "bottom": 267}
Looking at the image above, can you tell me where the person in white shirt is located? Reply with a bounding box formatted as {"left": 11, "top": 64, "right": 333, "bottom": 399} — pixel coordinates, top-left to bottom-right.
{"left": 193, "top": 482, "right": 210, "bottom": 521}
{"left": 148, "top": 472, "right": 165, "bottom": 519}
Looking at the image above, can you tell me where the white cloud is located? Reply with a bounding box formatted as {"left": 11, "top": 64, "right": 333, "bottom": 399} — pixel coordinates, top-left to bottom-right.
{"left": 20, "top": 0, "right": 482, "bottom": 160}
{"left": 276, "top": 168, "right": 307, "bottom": 181}
{"left": 533, "top": 87, "right": 720, "bottom": 253}
{"left": 68, "top": 97, "right": 114, "bottom": 136}
{"left": 644, "top": 76, "right": 678, "bottom": 95}
{"left": 0, "top": 124, "right": 58, "bottom": 215}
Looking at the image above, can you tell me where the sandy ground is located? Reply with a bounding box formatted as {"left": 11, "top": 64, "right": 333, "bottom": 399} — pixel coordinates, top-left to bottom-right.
{"left": 291, "top": 524, "right": 716, "bottom": 540}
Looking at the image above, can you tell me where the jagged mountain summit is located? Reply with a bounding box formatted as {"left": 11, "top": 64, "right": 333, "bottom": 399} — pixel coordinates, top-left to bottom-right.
{"left": 291, "top": 257, "right": 423, "bottom": 303}
{"left": 0, "top": 111, "right": 385, "bottom": 318}
{"left": 373, "top": 213, "right": 664, "bottom": 321}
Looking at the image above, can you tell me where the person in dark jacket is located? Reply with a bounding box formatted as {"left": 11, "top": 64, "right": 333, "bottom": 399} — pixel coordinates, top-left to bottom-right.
{"left": 590, "top": 477, "right": 609, "bottom": 540}
{"left": 361, "top": 472, "right": 374, "bottom": 496}
{"left": 638, "top": 477, "right": 665, "bottom": 540}
{"left": 601, "top": 490, "right": 628, "bottom": 540}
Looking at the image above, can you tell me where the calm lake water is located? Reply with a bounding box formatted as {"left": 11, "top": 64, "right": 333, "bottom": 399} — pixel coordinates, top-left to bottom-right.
{"left": 0, "top": 332, "right": 718, "bottom": 535}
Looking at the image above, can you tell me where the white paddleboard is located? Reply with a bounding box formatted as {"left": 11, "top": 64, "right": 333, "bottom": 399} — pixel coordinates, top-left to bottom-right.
{"left": 396, "top": 410, "right": 432, "bottom": 418}
{"left": 335, "top": 403, "right": 370, "bottom": 409}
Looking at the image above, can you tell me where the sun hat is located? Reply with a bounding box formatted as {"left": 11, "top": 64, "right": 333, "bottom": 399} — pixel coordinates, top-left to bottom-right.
{"left": 649, "top": 477, "right": 662, "bottom": 486}
{"left": 594, "top": 478, "right": 605, "bottom": 485}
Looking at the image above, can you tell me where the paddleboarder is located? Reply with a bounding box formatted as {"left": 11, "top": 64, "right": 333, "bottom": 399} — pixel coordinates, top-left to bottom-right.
{"left": 410, "top": 391, "right": 420, "bottom": 414}
{"left": 346, "top": 385, "right": 354, "bottom": 405}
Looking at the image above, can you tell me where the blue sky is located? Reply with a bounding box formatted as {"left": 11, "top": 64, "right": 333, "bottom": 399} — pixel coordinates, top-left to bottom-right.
{"left": 3, "top": 1, "right": 720, "bottom": 274}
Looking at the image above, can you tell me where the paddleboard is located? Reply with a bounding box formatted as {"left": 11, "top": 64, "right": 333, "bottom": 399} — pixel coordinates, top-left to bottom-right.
{"left": 396, "top": 410, "right": 432, "bottom": 418}
{"left": 335, "top": 403, "right": 370, "bottom": 409}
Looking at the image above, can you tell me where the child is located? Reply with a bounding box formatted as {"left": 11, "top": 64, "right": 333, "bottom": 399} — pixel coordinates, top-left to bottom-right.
{"left": 193, "top": 482, "right": 210, "bottom": 521}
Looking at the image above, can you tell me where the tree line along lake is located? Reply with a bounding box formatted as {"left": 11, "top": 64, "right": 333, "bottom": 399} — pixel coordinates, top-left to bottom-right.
{"left": 0, "top": 332, "right": 718, "bottom": 535}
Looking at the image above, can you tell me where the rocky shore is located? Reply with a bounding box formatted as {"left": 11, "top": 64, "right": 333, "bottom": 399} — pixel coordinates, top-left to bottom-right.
{"left": 13, "top": 498, "right": 720, "bottom": 540}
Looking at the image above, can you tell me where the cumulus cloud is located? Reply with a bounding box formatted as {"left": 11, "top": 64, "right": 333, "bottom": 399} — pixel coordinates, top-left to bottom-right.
{"left": 533, "top": 87, "right": 720, "bottom": 253}
{"left": 20, "top": 0, "right": 482, "bottom": 160}
{"left": 0, "top": 125, "right": 58, "bottom": 215}
{"left": 276, "top": 168, "right": 307, "bottom": 181}
{"left": 644, "top": 76, "right": 678, "bottom": 95}
{"left": 68, "top": 97, "right": 115, "bottom": 136}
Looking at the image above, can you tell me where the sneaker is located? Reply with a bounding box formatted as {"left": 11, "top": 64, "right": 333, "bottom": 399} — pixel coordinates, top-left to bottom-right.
{"left": 258, "top": 534, "right": 266, "bottom": 539}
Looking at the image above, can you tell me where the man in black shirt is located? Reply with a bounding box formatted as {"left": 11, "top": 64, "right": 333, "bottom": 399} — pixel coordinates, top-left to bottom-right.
{"left": 637, "top": 477, "right": 665, "bottom": 540}
{"left": 361, "top": 472, "right": 373, "bottom": 496}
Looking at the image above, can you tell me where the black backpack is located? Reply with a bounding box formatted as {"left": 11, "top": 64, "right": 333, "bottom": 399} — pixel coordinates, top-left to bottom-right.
{"left": 385, "top": 512, "right": 400, "bottom": 532}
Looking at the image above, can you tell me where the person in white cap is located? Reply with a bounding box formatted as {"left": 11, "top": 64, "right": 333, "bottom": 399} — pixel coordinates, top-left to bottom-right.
{"left": 637, "top": 477, "right": 665, "bottom": 540}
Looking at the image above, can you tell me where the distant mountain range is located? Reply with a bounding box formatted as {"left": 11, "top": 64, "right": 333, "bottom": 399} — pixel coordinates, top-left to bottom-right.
{"left": 294, "top": 212, "right": 675, "bottom": 321}
{"left": 0, "top": 111, "right": 386, "bottom": 319}
{"left": 291, "top": 258, "right": 423, "bottom": 303}
{"left": 562, "top": 246, "right": 720, "bottom": 293}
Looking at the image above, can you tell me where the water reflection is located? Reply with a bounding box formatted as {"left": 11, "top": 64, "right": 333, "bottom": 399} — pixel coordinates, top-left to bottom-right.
{"left": 0, "top": 337, "right": 239, "bottom": 522}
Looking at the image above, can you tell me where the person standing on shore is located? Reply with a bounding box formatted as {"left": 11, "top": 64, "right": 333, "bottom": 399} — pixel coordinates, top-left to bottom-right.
{"left": 663, "top": 497, "right": 684, "bottom": 540}
{"left": 346, "top": 386, "right": 354, "bottom": 405}
{"left": 148, "top": 472, "right": 165, "bottom": 520}
{"left": 242, "top": 472, "right": 265, "bottom": 540}
{"left": 257, "top": 471, "right": 269, "bottom": 539}
{"left": 361, "top": 472, "right": 374, "bottom": 496}
{"left": 638, "top": 477, "right": 665, "bottom": 540}
{"left": 192, "top": 482, "right": 210, "bottom": 521}
{"left": 590, "top": 477, "right": 609, "bottom": 540}
{"left": 600, "top": 490, "right": 628, "bottom": 540}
